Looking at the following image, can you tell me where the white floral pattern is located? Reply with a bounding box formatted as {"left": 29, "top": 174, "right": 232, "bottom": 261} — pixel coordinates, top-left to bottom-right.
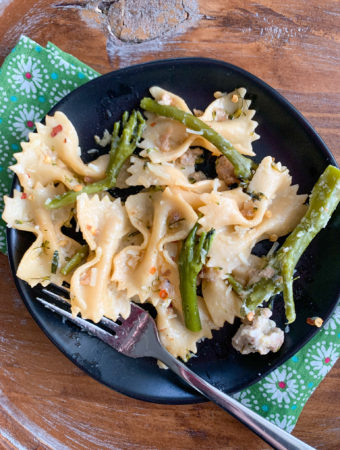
{"left": 8, "top": 104, "right": 44, "bottom": 139}
{"left": 232, "top": 388, "right": 259, "bottom": 410}
{"left": 48, "top": 80, "right": 80, "bottom": 106}
{"left": 46, "top": 44, "right": 97, "bottom": 80}
{"left": 324, "top": 303, "right": 340, "bottom": 336}
{"left": 47, "top": 51, "right": 75, "bottom": 74}
{"left": 268, "top": 413, "right": 296, "bottom": 433}
{"left": 6, "top": 55, "right": 48, "bottom": 98}
{"left": 304, "top": 341, "right": 339, "bottom": 378}
{"left": 258, "top": 367, "right": 306, "bottom": 406}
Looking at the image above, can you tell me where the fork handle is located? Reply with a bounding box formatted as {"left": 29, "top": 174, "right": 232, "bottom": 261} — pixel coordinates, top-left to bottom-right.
{"left": 156, "top": 349, "right": 314, "bottom": 450}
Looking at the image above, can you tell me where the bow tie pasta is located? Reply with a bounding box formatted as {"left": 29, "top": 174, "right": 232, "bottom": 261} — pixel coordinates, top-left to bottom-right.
{"left": 3, "top": 183, "right": 81, "bottom": 286}
{"left": 10, "top": 111, "right": 109, "bottom": 191}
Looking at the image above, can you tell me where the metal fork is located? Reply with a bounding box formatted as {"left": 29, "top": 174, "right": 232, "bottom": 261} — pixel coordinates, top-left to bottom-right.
{"left": 37, "top": 286, "right": 314, "bottom": 450}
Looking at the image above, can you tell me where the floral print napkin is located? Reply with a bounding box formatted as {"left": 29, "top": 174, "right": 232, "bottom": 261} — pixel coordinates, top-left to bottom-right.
{"left": 0, "top": 35, "right": 338, "bottom": 432}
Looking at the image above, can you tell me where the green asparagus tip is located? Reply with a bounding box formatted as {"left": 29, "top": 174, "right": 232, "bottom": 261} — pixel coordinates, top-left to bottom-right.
{"left": 45, "top": 110, "right": 145, "bottom": 209}
{"left": 179, "top": 223, "right": 215, "bottom": 332}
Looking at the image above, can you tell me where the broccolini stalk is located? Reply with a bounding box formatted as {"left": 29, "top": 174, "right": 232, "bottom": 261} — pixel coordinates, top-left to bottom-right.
{"left": 225, "top": 274, "right": 247, "bottom": 297}
{"left": 60, "top": 244, "right": 89, "bottom": 276}
{"left": 179, "top": 223, "right": 215, "bottom": 332}
{"left": 240, "top": 165, "right": 340, "bottom": 323}
{"left": 140, "top": 97, "right": 256, "bottom": 181}
{"left": 45, "top": 110, "right": 145, "bottom": 209}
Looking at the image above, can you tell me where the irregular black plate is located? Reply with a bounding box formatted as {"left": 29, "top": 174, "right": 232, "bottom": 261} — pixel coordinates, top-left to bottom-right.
{"left": 7, "top": 58, "right": 339, "bottom": 404}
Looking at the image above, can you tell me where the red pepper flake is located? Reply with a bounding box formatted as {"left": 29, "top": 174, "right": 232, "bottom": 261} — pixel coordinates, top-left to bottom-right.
{"left": 159, "top": 289, "right": 168, "bottom": 299}
{"left": 21, "top": 192, "right": 27, "bottom": 199}
{"left": 64, "top": 138, "right": 67, "bottom": 143}
{"left": 150, "top": 122, "right": 156, "bottom": 127}
{"left": 149, "top": 266, "right": 157, "bottom": 275}
{"left": 51, "top": 124, "right": 63, "bottom": 137}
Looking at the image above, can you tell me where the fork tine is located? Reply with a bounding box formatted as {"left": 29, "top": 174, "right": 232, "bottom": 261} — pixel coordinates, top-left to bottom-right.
{"left": 42, "top": 288, "right": 69, "bottom": 305}
{"left": 36, "top": 297, "right": 118, "bottom": 347}
{"left": 40, "top": 287, "right": 120, "bottom": 332}
{"left": 47, "top": 282, "right": 70, "bottom": 294}
{"left": 100, "top": 316, "right": 121, "bottom": 332}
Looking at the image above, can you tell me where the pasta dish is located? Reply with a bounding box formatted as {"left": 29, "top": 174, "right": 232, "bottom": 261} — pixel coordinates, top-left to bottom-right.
{"left": 3, "top": 86, "right": 339, "bottom": 361}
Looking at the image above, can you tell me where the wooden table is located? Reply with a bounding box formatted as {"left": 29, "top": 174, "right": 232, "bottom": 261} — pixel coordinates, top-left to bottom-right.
{"left": 0, "top": 1, "right": 339, "bottom": 448}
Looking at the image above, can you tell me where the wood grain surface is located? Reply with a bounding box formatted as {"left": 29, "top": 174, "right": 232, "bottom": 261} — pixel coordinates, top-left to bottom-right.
{"left": 0, "top": 0, "right": 339, "bottom": 448}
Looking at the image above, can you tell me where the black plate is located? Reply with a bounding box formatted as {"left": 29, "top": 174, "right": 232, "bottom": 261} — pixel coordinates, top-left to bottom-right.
{"left": 7, "top": 58, "right": 339, "bottom": 404}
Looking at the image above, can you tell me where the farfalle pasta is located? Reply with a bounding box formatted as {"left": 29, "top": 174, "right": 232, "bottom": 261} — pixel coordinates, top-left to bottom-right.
{"left": 3, "top": 183, "right": 81, "bottom": 286}
{"left": 10, "top": 111, "right": 109, "bottom": 191}
{"left": 3, "top": 86, "right": 316, "bottom": 360}
{"left": 71, "top": 194, "right": 132, "bottom": 322}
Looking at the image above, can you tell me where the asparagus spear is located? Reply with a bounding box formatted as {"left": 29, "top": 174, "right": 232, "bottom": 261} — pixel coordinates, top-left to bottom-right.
{"left": 179, "top": 223, "right": 215, "bottom": 332}
{"left": 140, "top": 97, "right": 256, "bottom": 181}
{"left": 45, "top": 110, "right": 145, "bottom": 209}
{"left": 60, "top": 244, "right": 89, "bottom": 276}
{"left": 240, "top": 165, "right": 340, "bottom": 323}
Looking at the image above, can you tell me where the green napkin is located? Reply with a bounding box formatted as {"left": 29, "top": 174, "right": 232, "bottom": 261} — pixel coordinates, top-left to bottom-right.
{"left": 0, "top": 35, "right": 338, "bottom": 432}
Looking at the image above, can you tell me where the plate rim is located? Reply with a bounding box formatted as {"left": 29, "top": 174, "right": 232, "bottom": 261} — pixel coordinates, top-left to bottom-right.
{"left": 6, "top": 56, "right": 339, "bottom": 405}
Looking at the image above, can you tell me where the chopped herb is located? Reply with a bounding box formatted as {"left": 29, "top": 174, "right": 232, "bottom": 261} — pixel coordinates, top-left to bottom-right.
{"left": 127, "top": 231, "right": 139, "bottom": 238}
{"left": 51, "top": 250, "right": 59, "bottom": 274}
{"left": 245, "top": 190, "right": 265, "bottom": 201}
{"left": 148, "top": 185, "right": 164, "bottom": 192}
{"left": 34, "top": 240, "right": 50, "bottom": 254}
{"left": 42, "top": 240, "right": 50, "bottom": 251}
{"left": 168, "top": 217, "right": 185, "bottom": 229}
{"left": 228, "top": 108, "right": 242, "bottom": 120}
